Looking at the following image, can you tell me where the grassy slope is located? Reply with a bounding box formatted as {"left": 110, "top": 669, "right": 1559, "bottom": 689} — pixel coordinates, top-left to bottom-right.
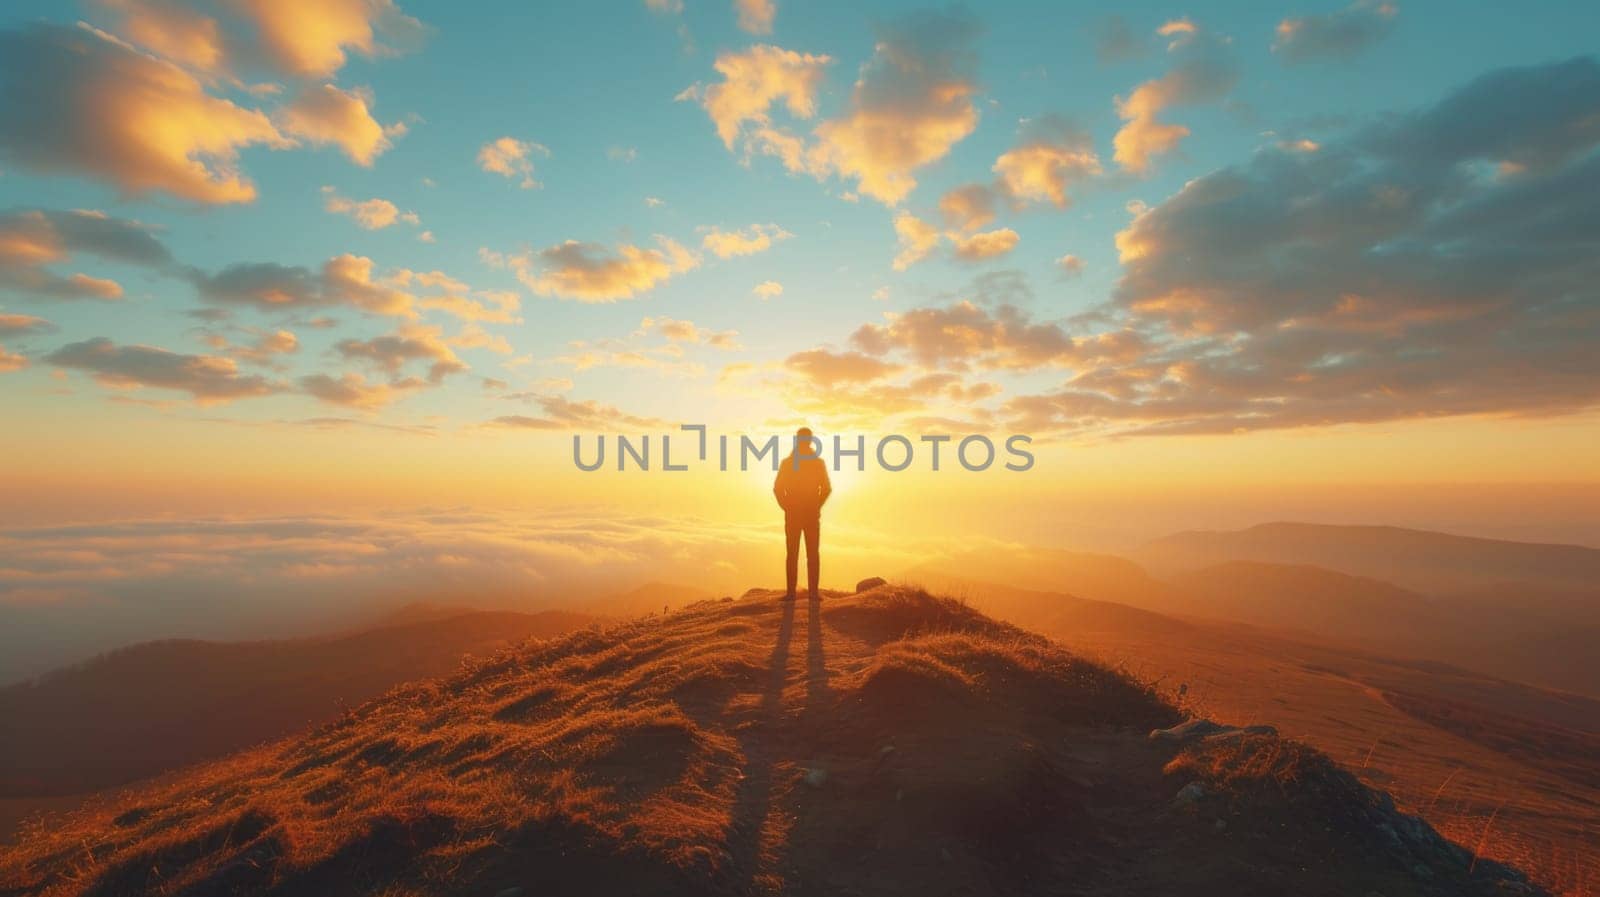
{"left": 0, "top": 610, "right": 599, "bottom": 801}
{"left": 0, "top": 587, "right": 1545, "bottom": 897}
{"left": 930, "top": 577, "right": 1597, "bottom": 897}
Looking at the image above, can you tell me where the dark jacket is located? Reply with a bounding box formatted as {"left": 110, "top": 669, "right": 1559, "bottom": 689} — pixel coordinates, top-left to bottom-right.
{"left": 774, "top": 454, "right": 832, "bottom": 517}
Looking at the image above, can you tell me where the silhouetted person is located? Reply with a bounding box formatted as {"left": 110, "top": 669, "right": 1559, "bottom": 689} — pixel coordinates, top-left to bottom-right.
{"left": 774, "top": 427, "right": 831, "bottom": 602}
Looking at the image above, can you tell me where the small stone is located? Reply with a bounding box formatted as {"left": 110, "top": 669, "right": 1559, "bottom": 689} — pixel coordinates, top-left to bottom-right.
{"left": 1213, "top": 818, "right": 1227, "bottom": 832}
{"left": 1150, "top": 719, "right": 1230, "bottom": 743}
{"left": 855, "top": 576, "right": 889, "bottom": 592}
{"left": 1172, "top": 781, "right": 1206, "bottom": 807}
{"left": 1411, "top": 863, "right": 1433, "bottom": 880}
{"left": 804, "top": 767, "right": 828, "bottom": 788}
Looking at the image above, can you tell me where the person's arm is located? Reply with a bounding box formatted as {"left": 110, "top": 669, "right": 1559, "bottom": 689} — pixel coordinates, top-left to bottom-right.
{"left": 818, "top": 463, "right": 832, "bottom": 507}
{"left": 773, "top": 466, "right": 789, "bottom": 510}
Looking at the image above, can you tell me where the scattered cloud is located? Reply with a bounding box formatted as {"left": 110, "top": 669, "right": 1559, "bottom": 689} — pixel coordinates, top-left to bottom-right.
{"left": 1056, "top": 254, "right": 1085, "bottom": 277}
{"left": 993, "top": 116, "right": 1101, "bottom": 208}
{"left": 784, "top": 348, "right": 901, "bottom": 387}
{"left": 1274, "top": 1, "right": 1398, "bottom": 64}
{"left": 477, "top": 136, "right": 549, "bottom": 189}
{"left": 734, "top": 0, "right": 777, "bottom": 35}
{"left": 700, "top": 223, "right": 792, "bottom": 258}
{"left": 753, "top": 280, "right": 783, "bottom": 300}
{"left": 492, "top": 236, "right": 700, "bottom": 302}
{"left": 335, "top": 323, "right": 466, "bottom": 384}
{"left": 192, "top": 253, "right": 418, "bottom": 317}
{"left": 199, "top": 326, "right": 299, "bottom": 368}
{"left": 806, "top": 9, "right": 983, "bottom": 204}
{"left": 950, "top": 228, "right": 1019, "bottom": 262}
{"left": 395, "top": 269, "right": 522, "bottom": 323}
{"left": 45, "top": 337, "right": 282, "bottom": 402}
{"left": 938, "top": 184, "right": 997, "bottom": 232}
{"left": 850, "top": 300, "right": 1142, "bottom": 372}
{"left": 489, "top": 394, "right": 667, "bottom": 430}
{"left": 96, "top": 0, "right": 428, "bottom": 80}
{"left": 1112, "top": 22, "right": 1237, "bottom": 173}
{"left": 891, "top": 211, "right": 942, "bottom": 271}
{"left": 636, "top": 316, "right": 741, "bottom": 349}
{"left": 694, "top": 9, "right": 982, "bottom": 205}
{"left": 0, "top": 313, "right": 52, "bottom": 335}
{"left": 695, "top": 44, "right": 831, "bottom": 150}
{"left": 0, "top": 24, "right": 290, "bottom": 204}
{"left": 0, "top": 209, "right": 173, "bottom": 301}
{"left": 321, "top": 186, "right": 420, "bottom": 229}
{"left": 1094, "top": 16, "right": 1147, "bottom": 64}
{"left": 276, "top": 83, "right": 403, "bottom": 166}
{"left": 1011, "top": 57, "right": 1600, "bottom": 435}
{"left": 299, "top": 371, "right": 418, "bottom": 409}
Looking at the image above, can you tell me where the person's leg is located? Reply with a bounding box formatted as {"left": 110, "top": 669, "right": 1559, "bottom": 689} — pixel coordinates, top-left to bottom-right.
{"left": 784, "top": 513, "right": 801, "bottom": 600}
{"left": 805, "top": 515, "right": 820, "bottom": 600}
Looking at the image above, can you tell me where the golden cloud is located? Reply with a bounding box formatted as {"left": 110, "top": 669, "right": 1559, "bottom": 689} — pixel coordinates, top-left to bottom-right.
{"left": 321, "top": 187, "right": 420, "bottom": 229}
{"left": 299, "top": 371, "right": 418, "bottom": 409}
{"left": 950, "top": 228, "right": 1020, "bottom": 261}
{"left": 992, "top": 118, "right": 1102, "bottom": 208}
{"left": 0, "top": 208, "right": 173, "bottom": 301}
{"left": 700, "top": 223, "right": 792, "bottom": 258}
{"left": 734, "top": 0, "right": 777, "bottom": 35}
{"left": 806, "top": 10, "right": 982, "bottom": 204}
{"left": 236, "top": 0, "right": 425, "bottom": 78}
{"left": 694, "top": 11, "right": 981, "bottom": 206}
{"left": 698, "top": 44, "right": 831, "bottom": 149}
{"left": 938, "top": 184, "right": 996, "bottom": 232}
{"left": 45, "top": 337, "right": 281, "bottom": 402}
{"left": 502, "top": 237, "right": 700, "bottom": 302}
{"left": 477, "top": 136, "right": 549, "bottom": 189}
{"left": 335, "top": 323, "right": 466, "bottom": 384}
{"left": 277, "top": 83, "right": 401, "bottom": 166}
{"left": 0, "top": 24, "right": 290, "bottom": 204}
{"left": 99, "top": 0, "right": 425, "bottom": 80}
{"left": 891, "top": 211, "right": 942, "bottom": 271}
{"left": 1111, "top": 26, "right": 1236, "bottom": 174}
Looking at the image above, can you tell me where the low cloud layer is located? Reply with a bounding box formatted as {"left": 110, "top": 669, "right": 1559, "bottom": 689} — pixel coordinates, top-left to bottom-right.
{"left": 0, "top": 510, "right": 766, "bottom": 682}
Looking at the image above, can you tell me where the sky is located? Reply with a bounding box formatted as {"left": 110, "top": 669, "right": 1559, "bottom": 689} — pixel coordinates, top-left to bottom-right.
{"left": 1, "top": 0, "right": 1599, "bottom": 670}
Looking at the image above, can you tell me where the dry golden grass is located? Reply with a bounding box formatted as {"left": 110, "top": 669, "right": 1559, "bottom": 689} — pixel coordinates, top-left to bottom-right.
{"left": 1032, "top": 614, "right": 1598, "bottom": 897}
{"left": 0, "top": 586, "right": 1555, "bottom": 896}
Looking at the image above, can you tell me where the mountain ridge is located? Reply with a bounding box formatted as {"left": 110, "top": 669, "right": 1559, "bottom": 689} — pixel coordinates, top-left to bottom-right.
{"left": 0, "top": 585, "right": 1545, "bottom": 896}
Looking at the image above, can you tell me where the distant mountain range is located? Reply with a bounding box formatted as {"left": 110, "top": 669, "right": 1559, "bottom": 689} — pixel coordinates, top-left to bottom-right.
{"left": 1137, "top": 522, "right": 1600, "bottom": 594}
{"left": 908, "top": 524, "right": 1600, "bottom": 696}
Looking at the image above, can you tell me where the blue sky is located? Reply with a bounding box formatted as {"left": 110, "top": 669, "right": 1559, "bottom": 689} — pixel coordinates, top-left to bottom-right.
{"left": 1, "top": 0, "right": 1598, "bottom": 488}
